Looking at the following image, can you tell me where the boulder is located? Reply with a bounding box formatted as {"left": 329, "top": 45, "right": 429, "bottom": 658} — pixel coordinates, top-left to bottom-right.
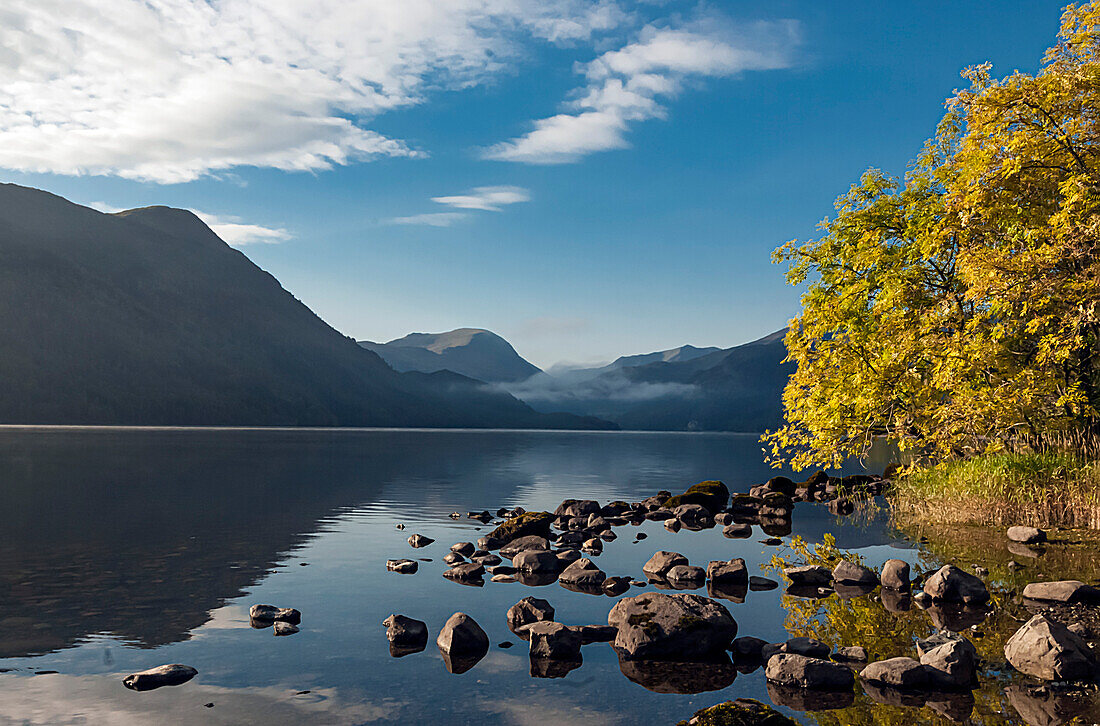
{"left": 386, "top": 559, "right": 418, "bottom": 574}
{"left": 1004, "top": 614, "right": 1098, "bottom": 680}
{"left": 570, "top": 624, "right": 617, "bottom": 644}
{"left": 507, "top": 597, "right": 555, "bottom": 634}
{"left": 1022, "top": 580, "right": 1100, "bottom": 603}
{"left": 437, "top": 612, "right": 489, "bottom": 658}
{"left": 477, "top": 535, "right": 502, "bottom": 550}
{"left": 881, "top": 559, "right": 911, "bottom": 589}
{"left": 832, "top": 560, "right": 878, "bottom": 586}
{"left": 442, "top": 552, "right": 464, "bottom": 565}
{"left": 676, "top": 698, "right": 797, "bottom": 726}
{"left": 608, "top": 592, "right": 737, "bottom": 660}
{"left": 512, "top": 549, "right": 560, "bottom": 573}
{"left": 707, "top": 558, "right": 749, "bottom": 586}
{"left": 555, "top": 499, "right": 601, "bottom": 518}
{"left": 762, "top": 638, "right": 830, "bottom": 663}
{"left": 749, "top": 576, "right": 779, "bottom": 591}
{"left": 859, "top": 657, "right": 934, "bottom": 689}
{"left": 450, "top": 541, "right": 475, "bottom": 556}
{"left": 559, "top": 558, "right": 607, "bottom": 588}
{"left": 581, "top": 537, "right": 603, "bottom": 554}
{"left": 273, "top": 621, "right": 299, "bottom": 636}
{"left": 442, "top": 562, "right": 485, "bottom": 582}
{"left": 666, "top": 565, "right": 707, "bottom": 585}
{"left": 603, "top": 576, "right": 632, "bottom": 596}
{"left": 488, "top": 511, "right": 554, "bottom": 543}
{"left": 923, "top": 565, "right": 989, "bottom": 604}
{"left": 643, "top": 551, "right": 689, "bottom": 578}
{"left": 763, "top": 476, "right": 796, "bottom": 497}
{"left": 722, "top": 523, "right": 753, "bottom": 539}
{"left": 765, "top": 653, "right": 855, "bottom": 690}
{"left": 122, "top": 664, "right": 198, "bottom": 691}
{"left": 673, "top": 503, "right": 713, "bottom": 528}
{"left": 382, "top": 614, "right": 428, "bottom": 648}
{"left": 249, "top": 604, "right": 301, "bottom": 624}
{"left": 472, "top": 553, "right": 502, "bottom": 566}
{"left": 664, "top": 518, "right": 682, "bottom": 533}
{"left": 916, "top": 632, "right": 966, "bottom": 658}
{"left": 407, "top": 533, "right": 434, "bottom": 548}
{"left": 730, "top": 636, "right": 768, "bottom": 660}
{"left": 499, "top": 535, "right": 550, "bottom": 558}
{"left": 527, "top": 621, "right": 582, "bottom": 660}
{"left": 833, "top": 646, "right": 868, "bottom": 664}
{"left": 784, "top": 565, "right": 832, "bottom": 586}
{"left": 1008, "top": 526, "right": 1047, "bottom": 544}
{"left": 664, "top": 480, "right": 730, "bottom": 513}
{"left": 920, "top": 638, "right": 977, "bottom": 689}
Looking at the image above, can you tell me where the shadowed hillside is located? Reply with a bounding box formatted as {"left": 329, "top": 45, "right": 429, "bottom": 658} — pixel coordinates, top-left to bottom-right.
{"left": 0, "top": 184, "right": 610, "bottom": 429}
{"left": 360, "top": 328, "right": 541, "bottom": 382}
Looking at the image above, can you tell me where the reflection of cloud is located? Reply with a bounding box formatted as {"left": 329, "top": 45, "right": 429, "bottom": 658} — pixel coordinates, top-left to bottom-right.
{"left": 0, "top": 673, "right": 403, "bottom": 725}
{"left": 482, "top": 696, "right": 624, "bottom": 726}
{"left": 501, "top": 370, "right": 697, "bottom": 406}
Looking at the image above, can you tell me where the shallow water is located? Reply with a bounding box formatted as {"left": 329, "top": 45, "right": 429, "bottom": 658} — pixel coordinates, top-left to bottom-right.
{"left": 0, "top": 427, "right": 1090, "bottom": 725}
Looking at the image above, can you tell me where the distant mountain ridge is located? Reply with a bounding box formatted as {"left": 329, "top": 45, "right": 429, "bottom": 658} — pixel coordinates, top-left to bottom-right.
{"left": 596, "top": 344, "right": 722, "bottom": 374}
{"left": 360, "top": 328, "right": 540, "bottom": 383}
{"left": 0, "top": 183, "right": 611, "bottom": 430}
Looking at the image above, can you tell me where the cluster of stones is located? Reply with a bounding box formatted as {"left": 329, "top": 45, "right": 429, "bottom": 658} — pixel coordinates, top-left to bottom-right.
{"left": 247, "top": 603, "right": 302, "bottom": 636}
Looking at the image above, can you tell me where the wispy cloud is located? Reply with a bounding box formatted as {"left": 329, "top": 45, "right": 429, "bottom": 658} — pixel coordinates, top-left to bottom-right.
{"left": 483, "top": 17, "right": 800, "bottom": 164}
{"left": 0, "top": 0, "right": 632, "bottom": 183}
{"left": 388, "top": 212, "right": 469, "bottom": 227}
{"left": 432, "top": 186, "right": 531, "bottom": 211}
{"left": 388, "top": 185, "right": 530, "bottom": 226}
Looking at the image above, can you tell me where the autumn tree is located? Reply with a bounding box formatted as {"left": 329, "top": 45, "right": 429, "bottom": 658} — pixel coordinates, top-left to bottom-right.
{"left": 768, "top": 2, "right": 1100, "bottom": 469}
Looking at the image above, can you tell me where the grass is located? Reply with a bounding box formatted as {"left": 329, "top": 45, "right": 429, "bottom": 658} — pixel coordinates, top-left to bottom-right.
{"left": 891, "top": 451, "right": 1100, "bottom": 529}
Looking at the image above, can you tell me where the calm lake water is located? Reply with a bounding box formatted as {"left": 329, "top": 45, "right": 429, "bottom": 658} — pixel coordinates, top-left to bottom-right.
{"left": 0, "top": 427, "right": 1084, "bottom": 725}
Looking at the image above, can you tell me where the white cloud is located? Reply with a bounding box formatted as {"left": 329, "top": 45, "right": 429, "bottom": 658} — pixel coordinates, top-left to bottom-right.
{"left": 484, "top": 18, "right": 800, "bottom": 164}
{"left": 431, "top": 185, "right": 531, "bottom": 211}
{"left": 190, "top": 211, "right": 292, "bottom": 246}
{"left": 0, "top": 0, "right": 633, "bottom": 183}
{"left": 388, "top": 212, "right": 469, "bottom": 227}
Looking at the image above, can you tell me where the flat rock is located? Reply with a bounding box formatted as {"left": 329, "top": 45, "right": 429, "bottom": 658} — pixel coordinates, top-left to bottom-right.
{"left": 123, "top": 664, "right": 198, "bottom": 691}
{"left": 386, "top": 558, "right": 418, "bottom": 574}
{"left": 666, "top": 565, "right": 707, "bottom": 584}
{"left": 833, "top": 646, "right": 868, "bottom": 664}
{"left": 749, "top": 576, "right": 778, "bottom": 591}
{"left": 500, "top": 535, "right": 550, "bottom": 558}
{"left": 443, "top": 562, "right": 485, "bottom": 581}
{"left": 765, "top": 653, "right": 854, "bottom": 690}
{"left": 722, "top": 523, "right": 752, "bottom": 539}
{"left": 784, "top": 565, "right": 832, "bottom": 586}
{"left": 1022, "top": 580, "right": 1100, "bottom": 603}
{"left": 512, "top": 549, "right": 560, "bottom": 573}
{"left": 707, "top": 558, "right": 748, "bottom": 585}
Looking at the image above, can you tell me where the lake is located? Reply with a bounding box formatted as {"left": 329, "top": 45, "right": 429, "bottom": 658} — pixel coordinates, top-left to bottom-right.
{"left": 0, "top": 427, "right": 1087, "bottom": 725}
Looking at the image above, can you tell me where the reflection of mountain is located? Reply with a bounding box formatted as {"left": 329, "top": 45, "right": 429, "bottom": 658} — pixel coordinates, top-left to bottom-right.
{"left": 509, "top": 330, "right": 793, "bottom": 432}
{"left": 360, "top": 329, "right": 541, "bottom": 383}
{"left": 0, "top": 184, "right": 605, "bottom": 429}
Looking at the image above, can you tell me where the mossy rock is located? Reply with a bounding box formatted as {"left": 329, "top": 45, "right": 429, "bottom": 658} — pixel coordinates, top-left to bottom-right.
{"left": 677, "top": 699, "right": 796, "bottom": 726}
{"left": 664, "top": 480, "right": 729, "bottom": 513}
{"left": 488, "top": 511, "right": 554, "bottom": 543}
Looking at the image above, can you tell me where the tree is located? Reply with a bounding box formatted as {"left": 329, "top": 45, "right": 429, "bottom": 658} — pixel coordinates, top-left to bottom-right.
{"left": 767, "top": 3, "right": 1100, "bottom": 470}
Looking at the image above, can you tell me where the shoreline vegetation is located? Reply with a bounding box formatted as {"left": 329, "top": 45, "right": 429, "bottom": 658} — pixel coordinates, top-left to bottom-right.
{"left": 766, "top": 3, "right": 1100, "bottom": 529}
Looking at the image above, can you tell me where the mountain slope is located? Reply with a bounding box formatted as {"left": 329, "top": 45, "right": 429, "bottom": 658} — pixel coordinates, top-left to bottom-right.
{"left": 0, "top": 183, "right": 610, "bottom": 429}
{"left": 360, "top": 328, "right": 540, "bottom": 382}
{"left": 511, "top": 330, "right": 791, "bottom": 432}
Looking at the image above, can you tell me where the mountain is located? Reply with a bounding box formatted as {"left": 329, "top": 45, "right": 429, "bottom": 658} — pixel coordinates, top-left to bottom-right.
{"left": 360, "top": 328, "right": 540, "bottom": 382}
{"left": 0, "top": 183, "right": 611, "bottom": 429}
{"left": 508, "top": 329, "right": 791, "bottom": 432}
{"left": 588, "top": 344, "right": 722, "bottom": 375}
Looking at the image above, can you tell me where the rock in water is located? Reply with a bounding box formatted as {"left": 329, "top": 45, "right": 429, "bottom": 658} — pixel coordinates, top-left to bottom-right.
{"left": 437, "top": 612, "right": 489, "bottom": 657}
{"left": 1004, "top": 614, "right": 1098, "bottom": 681}
{"left": 383, "top": 614, "right": 428, "bottom": 648}
{"left": 707, "top": 558, "right": 748, "bottom": 585}
{"left": 559, "top": 558, "right": 607, "bottom": 588}
{"left": 273, "top": 621, "right": 299, "bottom": 636}
{"left": 859, "top": 657, "right": 933, "bottom": 689}
{"left": 407, "top": 534, "right": 434, "bottom": 548}
{"left": 642, "top": 551, "right": 688, "bottom": 578}
{"left": 249, "top": 604, "right": 301, "bottom": 624}
{"left": 1007, "top": 526, "right": 1046, "bottom": 544}
{"left": 608, "top": 592, "right": 737, "bottom": 660}
{"left": 663, "top": 480, "right": 730, "bottom": 513}
{"left": 507, "top": 597, "right": 555, "bottom": 634}
{"left": 511, "top": 549, "right": 559, "bottom": 573}
{"left": 666, "top": 565, "right": 707, "bottom": 585}
{"left": 1022, "top": 580, "right": 1100, "bottom": 603}
{"left": 123, "top": 664, "right": 198, "bottom": 691}
{"left": 527, "top": 621, "right": 582, "bottom": 660}
{"left": 832, "top": 560, "right": 878, "bottom": 586}
{"left": 386, "top": 559, "right": 418, "bottom": 574}
{"left": 487, "top": 511, "right": 554, "bottom": 543}
{"left": 499, "top": 535, "right": 550, "bottom": 558}
{"left": 920, "top": 638, "right": 976, "bottom": 688}
{"left": 881, "top": 559, "right": 910, "bottom": 589}
{"left": 922, "top": 565, "right": 989, "bottom": 604}
{"left": 783, "top": 565, "right": 831, "bottom": 586}
{"left": 676, "top": 698, "right": 797, "bottom": 726}
{"left": 765, "top": 654, "right": 854, "bottom": 690}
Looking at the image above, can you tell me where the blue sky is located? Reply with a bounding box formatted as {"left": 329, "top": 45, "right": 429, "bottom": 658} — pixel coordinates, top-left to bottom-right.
{"left": 0, "top": 1, "right": 1072, "bottom": 368}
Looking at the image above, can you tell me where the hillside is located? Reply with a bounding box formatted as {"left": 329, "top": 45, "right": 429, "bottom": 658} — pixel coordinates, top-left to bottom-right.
{"left": 0, "top": 184, "right": 611, "bottom": 429}
{"left": 360, "top": 328, "right": 540, "bottom": 382}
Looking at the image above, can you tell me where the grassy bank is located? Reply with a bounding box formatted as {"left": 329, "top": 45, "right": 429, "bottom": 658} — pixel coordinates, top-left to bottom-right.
{"left": 890, "top": 451, "right": 1100, "bottom": 529}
